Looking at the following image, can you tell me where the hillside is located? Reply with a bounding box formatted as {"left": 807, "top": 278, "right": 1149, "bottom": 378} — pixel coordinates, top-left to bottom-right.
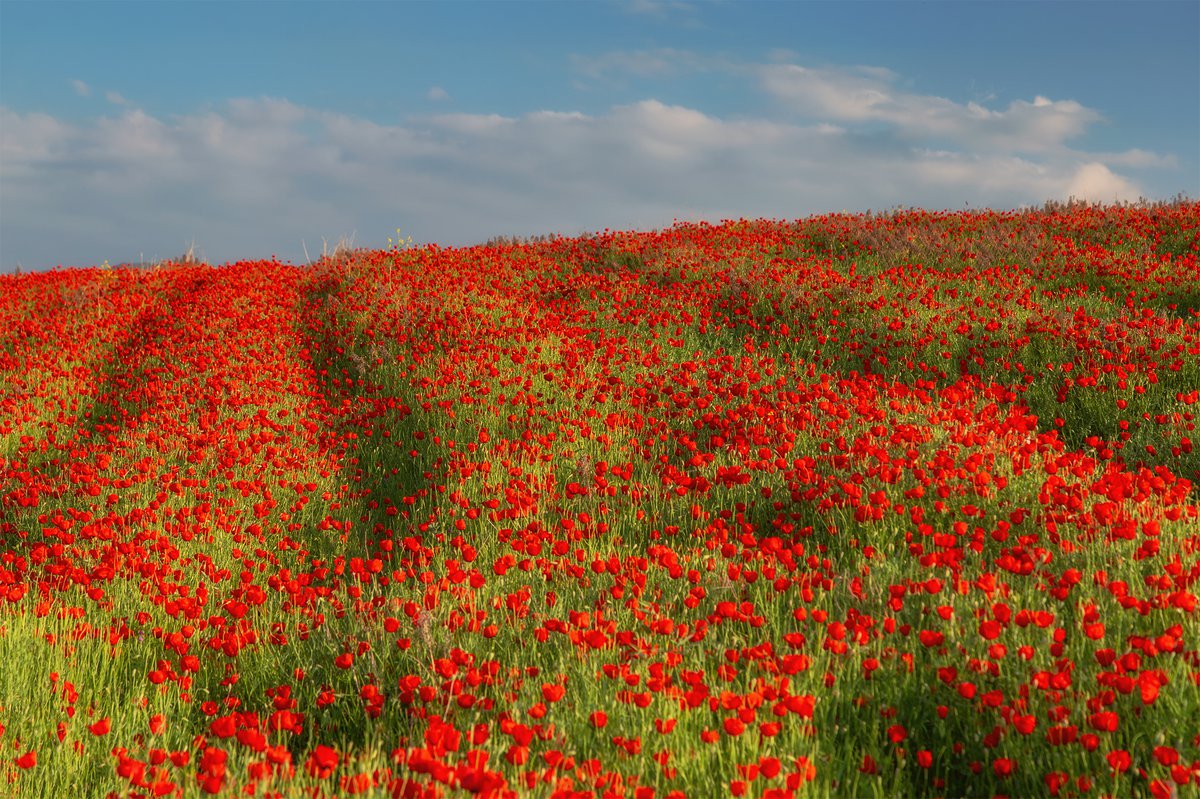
{"left": 1, "top": 203, "right": 1198, "bottom": 798}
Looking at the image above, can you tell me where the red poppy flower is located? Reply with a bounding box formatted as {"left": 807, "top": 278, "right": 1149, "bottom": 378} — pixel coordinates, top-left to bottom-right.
{"left": 306, "top": 745, "right": 339, "bottom": 779}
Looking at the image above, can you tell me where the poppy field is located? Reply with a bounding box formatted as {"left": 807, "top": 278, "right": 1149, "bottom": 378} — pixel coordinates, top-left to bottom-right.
{"left": 2, "top": 203, "right": 1200, "bottom": 798}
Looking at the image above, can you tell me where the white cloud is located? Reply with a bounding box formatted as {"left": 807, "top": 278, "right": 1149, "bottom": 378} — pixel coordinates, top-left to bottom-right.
{"left": 428, "top": 112, "right": 516, "bottom": 135}
{"left": 1096, "top": 148, "right": 1178, "bottom": 169}
{"left": 1065, "top": 162, "right": 1141, "bottom": 203}
{"left": 71, "top": 79, "right": 91, "bottom": 97}
{"left": 0, "top": 108, "right": 72, "bottom": 167}
{"left": 761, "top": 65, "right": 897, "bottom": 121}
{"left": 0, "top": 56, "right": 1176, "bottom": 269}
{"left": 105, "top": 90, "right": 133, "bottom": 107}
{"left": 427, "top": 86, "right": 450, "bottom": 101}
{"left": 760, "top": 64, "right": 1101, "bottom": 153}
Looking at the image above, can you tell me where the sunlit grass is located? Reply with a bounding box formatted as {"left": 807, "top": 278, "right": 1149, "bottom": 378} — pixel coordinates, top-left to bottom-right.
{"left": 1, "top": 203, "right": 1197, "bottom": 798}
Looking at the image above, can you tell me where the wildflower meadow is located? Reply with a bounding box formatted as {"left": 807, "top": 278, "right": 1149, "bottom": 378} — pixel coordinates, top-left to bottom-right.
{"left": 2, "top": 203, "right": 1198, "bottom": 798}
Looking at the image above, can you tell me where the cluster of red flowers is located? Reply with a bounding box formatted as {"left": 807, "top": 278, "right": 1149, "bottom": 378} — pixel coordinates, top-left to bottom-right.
{"left": 1, "top": 204, "right": 1197, "bottom": 797}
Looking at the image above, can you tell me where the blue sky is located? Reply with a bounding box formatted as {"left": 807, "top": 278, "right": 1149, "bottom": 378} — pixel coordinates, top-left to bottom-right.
{"left": 2, "top": 0, "right": 1197, "bottom": 270}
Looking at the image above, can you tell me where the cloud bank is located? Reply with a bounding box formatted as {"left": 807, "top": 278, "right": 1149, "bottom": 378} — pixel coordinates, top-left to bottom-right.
{"left": 0, "top": 56, "right": 1179, "bottom": 269}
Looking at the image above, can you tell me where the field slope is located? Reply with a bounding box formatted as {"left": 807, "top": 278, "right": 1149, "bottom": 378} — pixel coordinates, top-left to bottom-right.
{"left": 1, "top": 204, "right": 1199, "bottom": 798}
